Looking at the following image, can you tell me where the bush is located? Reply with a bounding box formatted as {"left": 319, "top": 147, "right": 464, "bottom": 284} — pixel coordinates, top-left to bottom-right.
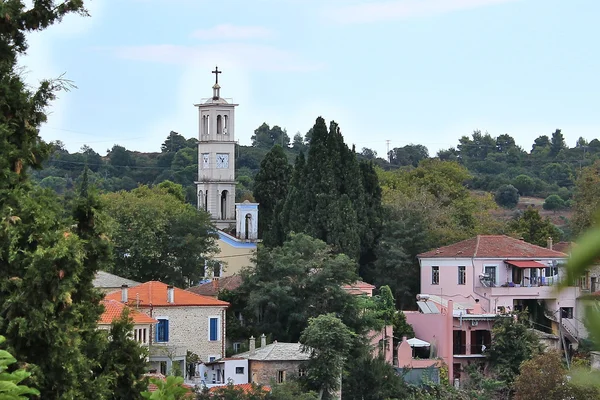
{"left": 543, "top": 195, "right": 565, "bottom": 211}
{"left": 495, "top": 184, "right": 520, "bottom": 209}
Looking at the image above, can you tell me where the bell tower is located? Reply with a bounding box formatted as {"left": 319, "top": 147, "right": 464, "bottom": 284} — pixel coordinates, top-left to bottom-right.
{"left": 195, "top": 67, "right": 238, "bottom": 230}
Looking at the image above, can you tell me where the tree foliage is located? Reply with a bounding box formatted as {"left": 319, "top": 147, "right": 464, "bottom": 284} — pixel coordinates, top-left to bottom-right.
{"left": 300, "top": 314, "right": 356, "bottom": 400}
{"left": 235, "top": 234, "right": 367, "bottom": 342}
{"left": 102, "top": 183, "right": 218, "bottom": 286}
{"left": 487, "top": 313, "right": 542, "bottom": 384}
{"left": 101, "top": 310, "right": 149, "bottom": 400}
{"left": 494, "top": 184, "right": 519, "bottom": 209}
{"left": 0, "top": 335, "right": 39, "bottom": 399}
{"left": 253, "top": 145, "right": 292, "bottom": 246}
{"left": 507, "top": 207, "right": 562, "bottom": 247}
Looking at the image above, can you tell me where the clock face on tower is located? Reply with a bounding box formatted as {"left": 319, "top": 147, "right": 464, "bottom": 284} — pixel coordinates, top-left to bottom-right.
{"left": 202, "top": 153, "right": 210, "bottom": 169}
{"left": 216, "top": 153, "right": 229, "bottom": 169}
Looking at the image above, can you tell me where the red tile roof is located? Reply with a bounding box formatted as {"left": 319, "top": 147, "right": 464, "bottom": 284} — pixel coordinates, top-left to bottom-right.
{"left": 186, "top": 275, "right": 243, "bottom": 297}
{"left": 418, "top": 235, "right": 568, "bottom": 259}
{"left": 553, "top": 241, "right": 573, "bottom": 254}
{"left": 99, "top": 299, "right": 157, "bottom": 325}
{"left": 105, "top": 281, "right": 230, "bottom": 307}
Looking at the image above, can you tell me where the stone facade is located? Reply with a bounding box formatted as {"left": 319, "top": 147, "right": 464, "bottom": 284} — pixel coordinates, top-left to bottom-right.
{"left": 249, "top": 360, "right": 306, "bottom": 386}
{"left": 135, "top": 305, "right": 227, "bottom": 363}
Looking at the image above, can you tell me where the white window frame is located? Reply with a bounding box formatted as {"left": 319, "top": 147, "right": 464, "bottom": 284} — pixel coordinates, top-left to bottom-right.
{"left": 208, "top": 355, "right": 219, "bottom": 363}
{"left": 484, "top": 265, "right": 498, "bottom": 286}
{"left": 208, "top": 315, "right": 221, "bottom": 342}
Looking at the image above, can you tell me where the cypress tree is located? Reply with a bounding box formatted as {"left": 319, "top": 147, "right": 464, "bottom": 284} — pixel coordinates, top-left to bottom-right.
{"left": 253, "top": 145, "right": 292, "bottom": 246}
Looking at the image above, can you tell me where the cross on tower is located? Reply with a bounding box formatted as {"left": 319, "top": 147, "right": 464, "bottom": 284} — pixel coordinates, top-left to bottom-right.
{"left": 212, "top": 66, "right": 222, "bottom": 84}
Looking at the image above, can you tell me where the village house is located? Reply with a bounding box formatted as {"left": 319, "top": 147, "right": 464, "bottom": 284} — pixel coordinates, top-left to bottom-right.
{"left": 98, "top": 299, "right": 157, "bottom": 349}
{"left": 199, "top": 335, "right": 310, "bottom": 388}
{"left": 409, "top": 234, "right": 579, "bottom": 384}
{"left": 105, "top": 281, "right": 230, "bottom": 375}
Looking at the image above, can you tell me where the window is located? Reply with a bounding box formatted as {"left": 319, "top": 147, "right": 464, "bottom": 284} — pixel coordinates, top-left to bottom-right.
{"left": 209, "top": 356, "right": 217, "bottom": 362}
{"left": 233, "top": 342, "right": 241, "bottom": 353}
{"left": 214, "top": 263, "right": 222, "bottom": 278}
{"left": 432, "top": 266, "right": 439, "bottom": 285}
{"left": 277, "top": 370, "right": 286, "bottom": 384}
{"left": 458, "top": 266, "right": 466, "bottom": 285}
{"left": 156, "top": 319, "right": 169, "bottom": 342}
{"left": 134, "top": 328, "right": 148, "bottom": 344}
{"left": 561, "top": 307, "right": 573, "bottom": 319}
{"left": 484, "top": 266, "right": 496, "bottom": 286}
{"left": 299, "top": 368, "right": 307, "bottom": 377}
{"left": 209, "top": 317, "right": 220, "bottom": 341}
{"left": 235, "top": 367, "right": 244, "bottom": 374}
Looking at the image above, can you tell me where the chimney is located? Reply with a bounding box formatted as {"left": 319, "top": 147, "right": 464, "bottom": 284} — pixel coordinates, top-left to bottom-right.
{"left": 121, "top": 285, "right": 128, "bottom": 303}
{"left": 167, "top": 285, "right": 174, "bottom": 303}
{"left": 249, "top": 336, "right": 255, "bottom": 352}
{"left": 547, "top": 237, "right": 553, "bottom": 250}
{"left": 260, "top": 333, "right": 267, "bottom": 348}
{"left": 212, "top": 278, "right": 219, "bottom": 292}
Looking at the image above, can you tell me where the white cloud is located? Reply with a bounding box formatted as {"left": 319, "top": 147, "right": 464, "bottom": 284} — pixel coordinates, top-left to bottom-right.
{"left": 109, "top": 42, "right": 324, "bottom": 72}
{"left": 325, "top": 0, "right": 520, "bottom": 24}
{"left": 191, "top": 24, "right": 273, "bottom": 40}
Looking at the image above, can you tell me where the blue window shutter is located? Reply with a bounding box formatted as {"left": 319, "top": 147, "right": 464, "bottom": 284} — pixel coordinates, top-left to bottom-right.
{"left": 210, "top": 318, "right": 218, "bottom": 341}
{"left": 165, "top": 320, "right": 169, "bottom": 342}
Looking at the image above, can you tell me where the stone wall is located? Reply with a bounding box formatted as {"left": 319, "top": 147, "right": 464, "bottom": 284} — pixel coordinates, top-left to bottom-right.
{"left": 138, "top": 305, "right": 227, "bottom": 362}
{"left": 249, "top": 360, "right": 305, "bottom": 386}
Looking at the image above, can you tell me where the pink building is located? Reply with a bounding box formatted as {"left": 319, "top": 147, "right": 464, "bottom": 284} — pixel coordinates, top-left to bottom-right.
{"left": 405, "top": 235, "right": 579, "bottom": 384}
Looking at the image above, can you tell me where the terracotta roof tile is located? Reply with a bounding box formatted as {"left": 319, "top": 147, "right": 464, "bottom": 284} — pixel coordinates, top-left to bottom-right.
{"left": 186, "top": 275, "right": 243, "bottom": 297}
{"left": 105, "top": 281, "right": 230, "bottom": 307}
{"left": 418, "top": 235, "right": 568, "bottom": 259}
{"left": 99, "top": 299, "right": 157, "bottom": 325}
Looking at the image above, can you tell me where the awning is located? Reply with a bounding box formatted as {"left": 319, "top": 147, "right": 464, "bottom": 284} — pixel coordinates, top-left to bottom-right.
{"left": 505, "top": 260, "right": 547, "bottom": 269}
{"left": 407, "top": 338, "right": 430, "bottom": 348}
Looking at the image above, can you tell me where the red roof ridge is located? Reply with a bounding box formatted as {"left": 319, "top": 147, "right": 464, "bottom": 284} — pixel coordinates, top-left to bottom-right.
{"left": 105, "top": 281, "right": 230, "bottom": 307}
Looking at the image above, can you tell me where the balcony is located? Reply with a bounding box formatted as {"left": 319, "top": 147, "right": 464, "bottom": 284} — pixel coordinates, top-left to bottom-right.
{"left": 489, "top": 285, "right": 578, "bottom": 300}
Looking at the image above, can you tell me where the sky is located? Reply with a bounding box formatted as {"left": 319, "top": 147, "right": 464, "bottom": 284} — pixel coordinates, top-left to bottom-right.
{"left": 19, "top": 0, "right": 600, "bottom": 158}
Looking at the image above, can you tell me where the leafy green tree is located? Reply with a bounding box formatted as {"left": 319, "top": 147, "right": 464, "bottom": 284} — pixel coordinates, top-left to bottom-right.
{"left": 494, "top": 184, "right": 520, "bottom": 209}
{"left": 0, "top": 335, "right": 39, "bottom": 399}
{"left": 108, "top": 145, "right": 135, "bottom": 167}
{"left": 236, "top": 234, "right": 367, "bottom": 342}
{"left": 513, "top": 351, "right": 567, "bottom": 400}
{"left": 103, "top": 184, "right": 218, "bottom": 286}
{"left": 543, "top": 194, "right": 565, "bottom": 212}
{"left": 300, "top": 314, "right": 356, "bottom": 400}
{"left": 141, "top": 376, "right": 190, "bottom": 399}
{"left": 512, "top": 174, "right": 535, "bottom": 196}
{"left": 101, "top": 310, "right": 149, "bottom": 400}
{"left": 507, "top": 207, "right": 561, "bottom": 247}
{"left": 388, "top": 144, "right": 429, "bottom": 167}
{"left": 251, "top": 123, "right": 290, "bottom": 148}
{"left": 253, "top": 145, "right": 292, "bottom": 245}
{"left": 161, "top": 131, "right": 189, "bottom": 153}
{"left": 487, "top": 313, "right": 542, "bottom": 384}
{"left": 342, "top": 347, "right": 407, "bottom": 400}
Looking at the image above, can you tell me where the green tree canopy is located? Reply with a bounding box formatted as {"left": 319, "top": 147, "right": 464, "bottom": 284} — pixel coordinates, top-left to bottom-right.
{"left": 300, "top": 314, "right": 357, "bottom": 400}
{"left": 488, "top": 313, "right": 542, "bottom": 384}
{"left": 507, "top": 207, "right": 562, "bottom": 247}
{"left": 494, "top": 184, "right": 520, "bottom": 209}
{"left": 235, "top": 234, "right": 367, "bottom": 342}
{"left": 102, "top": 184, "right": 218, "bottom": 286}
